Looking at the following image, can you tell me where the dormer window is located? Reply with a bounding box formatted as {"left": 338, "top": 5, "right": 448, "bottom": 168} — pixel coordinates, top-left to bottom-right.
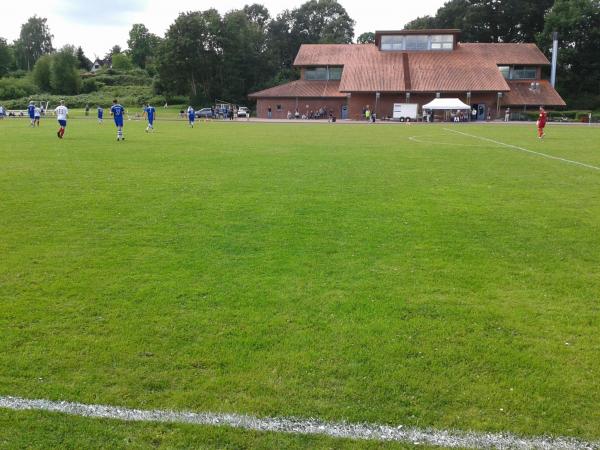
{"left": 380, "top": 33, "right": 454, "bottom": 51}
{"left": 305, "top": 66, "right": 343, "bottom": 81}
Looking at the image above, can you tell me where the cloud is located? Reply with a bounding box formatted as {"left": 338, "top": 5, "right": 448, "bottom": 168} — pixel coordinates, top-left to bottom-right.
{"left": 57, "top": 0, "right": 147, "bottom": 25}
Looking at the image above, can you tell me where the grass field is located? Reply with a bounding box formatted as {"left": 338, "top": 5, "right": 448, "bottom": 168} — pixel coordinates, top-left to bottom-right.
{"left": 1, "top": 117, "right": 599, "bottom": 449}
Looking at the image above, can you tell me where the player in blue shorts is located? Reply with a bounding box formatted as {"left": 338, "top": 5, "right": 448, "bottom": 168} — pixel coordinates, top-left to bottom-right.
{"left": 97, "top": 106, "right": 103, "bottom": 124}
{"left": 54, "top": 101, "right": 68, "bottom": 139}
{"left": 28, "top": 101, "right": 35, "bottom": 127}
{"left": 187, "top": 106, "right": 195, "bottom": 128}
{"left": 110, "top": 99, "right": 125, "bottom": 141}
{"left": 143, "top": 103, "right": 156, "bottom": 132}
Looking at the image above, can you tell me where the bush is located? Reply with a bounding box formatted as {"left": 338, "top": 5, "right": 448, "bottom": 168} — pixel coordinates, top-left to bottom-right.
{"left": 81, "top": 78, "right": 98, "bottom": 93}
{"left": 0, "top": 77, "right": 37, "bottom": 100}
{"left": 111, "top": 53, "right": 133, "bottom": 71}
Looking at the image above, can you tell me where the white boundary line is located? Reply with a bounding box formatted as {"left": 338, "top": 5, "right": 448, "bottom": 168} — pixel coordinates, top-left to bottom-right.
{"left": 1, "top": 396, "right": 599, "bottom": 449}
{"left": 443, "top": 128, "right": 600, "bottom": 172}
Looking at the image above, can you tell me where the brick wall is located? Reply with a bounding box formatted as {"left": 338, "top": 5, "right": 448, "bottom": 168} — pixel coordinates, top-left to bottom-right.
{"left": 256, "top": 98, "right": 347, "bottom": 119}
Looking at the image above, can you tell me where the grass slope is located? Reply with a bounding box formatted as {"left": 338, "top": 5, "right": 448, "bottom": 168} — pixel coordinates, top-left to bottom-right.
{"left": 1, "top": 118, "right": 599, "bottom": 447}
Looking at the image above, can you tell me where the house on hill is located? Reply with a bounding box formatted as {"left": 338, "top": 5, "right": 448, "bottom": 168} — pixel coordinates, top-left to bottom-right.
{"left": 249, "top": 29, "right": 565, "bottom": 120}
{"left": 91, "top": 58, "right": 110, "bottom": 73}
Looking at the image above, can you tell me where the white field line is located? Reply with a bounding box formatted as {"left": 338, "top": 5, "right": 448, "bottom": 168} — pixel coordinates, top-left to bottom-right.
{"left": 1, "top": 396, "right": 599, "bottom": 449}
{"left": 443, "top": 128, "right": 600, "bottom": 172}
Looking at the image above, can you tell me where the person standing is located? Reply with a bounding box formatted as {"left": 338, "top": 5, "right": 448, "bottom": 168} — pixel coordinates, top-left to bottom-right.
{"left": 504, "top": 107, "right": 511, "bottom": 122}
{"left": 111, "top": 99, "right": 126, "bottom": 141}
{"left": 187, "top": 106, "right": 196, "bottom": 128}
{"left": 28, "top": 101, "right": 36, "bottom": 127}
{"left": 144, "top": 103, "right": 156, "bottom": 132}
{"left": 34, "top": 105, "right": 41, "bottom": 127}
{"left": 267, "top": 105, "right": 272, "bottom": 119}
{"left": 97, "top": 106, "right": 104, "bottom": 124}
{"left": 537, "top": 106, "right": 547, "bottom": 139}
{"left": 55, "top": 101, "right": 68, "bottom": 139}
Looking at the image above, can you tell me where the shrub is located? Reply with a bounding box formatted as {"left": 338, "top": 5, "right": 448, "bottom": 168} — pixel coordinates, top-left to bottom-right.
{"left": 81, "top": 78, "right": 98, "bottom": 93}
{"left": 0, "top": 77, "right": 37, "bottom": 100}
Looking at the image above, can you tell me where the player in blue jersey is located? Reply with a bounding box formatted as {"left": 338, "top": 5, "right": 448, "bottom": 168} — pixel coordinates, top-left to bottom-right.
{"left": 28, "top": 101, "right": 35, "bottom": 127}
{"left": 143, "top": 104, "right": 156, "bottom": 132}
{"left": 187, "top": 106, "right": 195, "bottom": 128}
{"left": 97, "top": 106, "right": 104, "bottom": 124}
{"left": 110, "top": 99, "right": 125, "bottom": 141}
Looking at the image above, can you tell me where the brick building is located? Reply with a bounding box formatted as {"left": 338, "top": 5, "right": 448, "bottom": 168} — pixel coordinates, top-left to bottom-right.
{"left": 249, "top": 29, "right": 565, "bottom": 120}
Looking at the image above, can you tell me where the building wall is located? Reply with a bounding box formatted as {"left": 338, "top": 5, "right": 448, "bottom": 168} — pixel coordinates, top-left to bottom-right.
{"left": 255, "top": 92, "right": 502, "bottom": 120}
{"left": 348, "top": 92, "right": 500, "bottom": 120}
{"left": 255, "top": 98, "right": 347, "bottom": 119}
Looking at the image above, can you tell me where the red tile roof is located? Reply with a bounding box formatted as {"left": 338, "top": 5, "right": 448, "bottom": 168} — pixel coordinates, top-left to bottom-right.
{"left": 459, "top": 43, "right": 550, "bottom": 65}
{"left": 248, "top": 80, "right": 346, "bottom": 98}
{"left": 250, "top": 40, "right": 564, "bottom": 106}
{"left": 502, "top": 80, "right": 566, "bottom": 106}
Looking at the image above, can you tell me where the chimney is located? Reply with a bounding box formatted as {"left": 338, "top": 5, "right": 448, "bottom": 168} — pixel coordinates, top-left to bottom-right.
{"left": 551, "top": 31, "right": 559, "bottom": 88}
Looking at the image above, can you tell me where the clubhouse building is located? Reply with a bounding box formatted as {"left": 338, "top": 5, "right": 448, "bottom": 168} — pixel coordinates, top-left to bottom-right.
{"left": 249, "top": 29, "right": 565, "bottom": 120}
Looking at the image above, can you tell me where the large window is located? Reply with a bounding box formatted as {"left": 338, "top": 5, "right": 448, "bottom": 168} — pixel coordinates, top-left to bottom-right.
{"left": 498, "top": 65, "right": 537, "bottom": 80}
{"left": 381, "top": 34, "right": 454, "bottom": 51}
{"left": 381, "top": 35, "right": 404, "bottom": 51}
{"left": 305, "top": 67, "right": 343, "bottom": 81}
{"left": 511, "top": 66, "right": 537, "bottom": 80}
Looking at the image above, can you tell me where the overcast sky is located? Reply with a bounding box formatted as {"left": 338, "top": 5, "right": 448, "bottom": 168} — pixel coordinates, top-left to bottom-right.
{"left": 0, "top": 0, "right": 448, "bottom": 59}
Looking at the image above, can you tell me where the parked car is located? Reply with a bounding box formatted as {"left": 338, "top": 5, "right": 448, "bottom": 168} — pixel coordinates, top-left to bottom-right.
{"left": 237, "top": 107, "right": 250, "bottom": 118}
{"left": 195, "top": 108, "right": 213, "bottom": 119}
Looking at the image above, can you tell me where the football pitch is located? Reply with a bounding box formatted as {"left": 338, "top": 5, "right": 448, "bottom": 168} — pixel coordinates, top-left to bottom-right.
{"left": 1, "top": 117, "right": 599, "bottom": 449}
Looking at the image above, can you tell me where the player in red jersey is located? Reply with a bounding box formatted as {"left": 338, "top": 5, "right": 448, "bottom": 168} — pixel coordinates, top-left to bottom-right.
{"left": 537, "top": 106, "right": 547, "bottom": 139}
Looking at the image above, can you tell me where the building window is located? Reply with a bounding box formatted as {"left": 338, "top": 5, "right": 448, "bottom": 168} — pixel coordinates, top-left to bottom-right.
{"left": 329, "top": 67, "right": 342, "bottom": 80}
{"left": 381, "top": 35, "right": 404, "bottom": 51}
{"left": 305, "top": 67, "right": 343, "bottom": 80}
{"left": 381, "top": 34, "right": 454, "bottom": 51}
{"left": 276, "top": 105, "right": 282, "bottom": 111}
{"left": 511, "top": 66, "right": 537, "bottom": 80}
{"left": 430, "top": 35, "right": 454, "bottom": 50}
{"left": 499, "top": 66, "right": 510, "bottom": 79}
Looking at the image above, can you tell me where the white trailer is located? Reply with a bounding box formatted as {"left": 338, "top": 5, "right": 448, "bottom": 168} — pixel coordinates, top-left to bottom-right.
{"left": 393, "top": 103, "right": 419, "bottom": 121}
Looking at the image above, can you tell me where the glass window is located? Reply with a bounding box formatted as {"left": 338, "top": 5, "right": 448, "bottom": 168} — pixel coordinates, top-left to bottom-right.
{"left": 305, "top": 67, "right": 328, "bottom": 80}
{"left": 405, "top": 35, "right": 429, "bottom": 51}
{"left": 511, "top": 66, "right": 537, "bottom": 80}
{"left": 499, "top": 66, "right": 510, "bottom": 79}
{"left": 381, "top": 35, "right": 404, "bottom": 51}
{"left": 328, "top": 67, "right": 342, "bottom": 80}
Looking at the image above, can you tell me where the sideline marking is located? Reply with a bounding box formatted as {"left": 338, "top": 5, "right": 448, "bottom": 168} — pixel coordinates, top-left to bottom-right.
{"left": 443, "top": 128, "right": 600, "bottom": 172}
{"left": 1, "top": 396, "right": 598, "bottom": 449}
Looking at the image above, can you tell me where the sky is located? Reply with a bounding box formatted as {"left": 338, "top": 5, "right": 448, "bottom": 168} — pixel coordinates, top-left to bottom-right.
{"left": 0, "top": 0, "right": 448, "bottom": 59}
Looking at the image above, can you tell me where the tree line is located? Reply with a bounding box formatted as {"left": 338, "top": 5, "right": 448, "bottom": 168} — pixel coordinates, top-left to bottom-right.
{"left": 0, "top": 0, "right": 598, "bottom": 108}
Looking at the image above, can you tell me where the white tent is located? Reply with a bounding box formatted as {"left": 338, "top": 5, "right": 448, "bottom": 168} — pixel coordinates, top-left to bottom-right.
{"left": 422, "top": 98, "right": 471, "bottom": 110}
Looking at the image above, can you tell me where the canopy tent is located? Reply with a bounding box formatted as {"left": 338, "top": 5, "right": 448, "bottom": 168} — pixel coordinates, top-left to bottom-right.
{"left": 422, "top": 98, "right": 471, "bottom": 110}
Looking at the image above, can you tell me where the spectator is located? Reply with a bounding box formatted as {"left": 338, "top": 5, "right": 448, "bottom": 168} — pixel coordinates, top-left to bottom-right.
{"left": 504, "top": 107, "right": 511, "bottom": 122}
{"left": 267, "top": 105, "right": 272, "bottom": 119}
{"left": 295, "top": 109, "right": 300, "bottom": 119}
{"left": 287, "top": 110, "right": 293, "bottom": 120}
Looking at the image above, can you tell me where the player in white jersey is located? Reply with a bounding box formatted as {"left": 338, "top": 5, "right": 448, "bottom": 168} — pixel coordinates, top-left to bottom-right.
{"left": 34, "top": 106, "right": 41, "bottom": 127}
{"left": 55, "top": 101, "right": 69, "bottom": 139}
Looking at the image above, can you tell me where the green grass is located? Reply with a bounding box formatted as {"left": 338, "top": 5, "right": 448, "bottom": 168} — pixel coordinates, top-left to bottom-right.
{"left": 1, "top": 118, "right": 599, "bottom": 448}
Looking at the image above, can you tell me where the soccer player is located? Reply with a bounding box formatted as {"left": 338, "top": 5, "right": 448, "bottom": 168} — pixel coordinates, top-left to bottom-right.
{"left": 28, "top": 101, "right": 36, "bottom": 127}
{"left": 97, "top": 106, "right": 104, "bottom": 124}
{"left": 34, "top": 105, "right": 41, "bottom": 127}
{"left": 111, "top": 99, "right": 125, "bottom": 141}
{"left": 55, "top": 101, "right": 68, "bottom": 139}
{"left": 143, "top": 103, "right": 156, "bottom": 132}
{"left": 537, "top": 106, "right": 547, "bottom": 139}
{"left": 187, "top": 106, "right": 195, "bottom": 128}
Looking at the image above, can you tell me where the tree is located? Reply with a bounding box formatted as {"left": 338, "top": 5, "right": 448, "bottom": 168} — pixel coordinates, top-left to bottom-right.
{"left": 111, "top": 53, "right": 133, "bottom": 70}
{"left": 127, "top": 24, "right": 161, "bottom": 68}
{"left": 404, "top": 0, "right": 554, "bottom": 43}
{"left": 76, "top": 46, "right": 92, "bottom": 71}
{"left": 357, "top": 32, "right": 375, "bottom": 44}
{"left": 291, "top": 0, "right": 355, "bottom": 44}
{"left": 50, "top": 45, "right": 80, "bottom": 95}
{"left": 0, "top": 38, "right": 15, "bottom": 77}
{"left": 13, "top": 16, "right": 53, "bottom": 70}
{"left": 32, "top": 54, "right": 52, "bottom": 91}
{"left": 156, "top": 10, "right": 223, "bottom": 103}
{"left": 538, "top": 0, "right": 600, "bottom": 108}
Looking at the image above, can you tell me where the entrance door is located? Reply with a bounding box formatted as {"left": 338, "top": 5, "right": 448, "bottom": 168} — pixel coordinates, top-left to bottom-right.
{"left": 341, "top": 105, "right": 348, "bottom": 120}
{"left": 477, "top": 104, "right": 486, "bottom": 121}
